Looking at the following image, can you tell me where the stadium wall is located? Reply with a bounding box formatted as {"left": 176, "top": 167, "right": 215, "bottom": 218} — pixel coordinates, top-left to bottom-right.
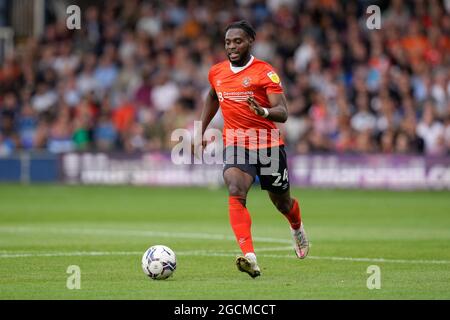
{"left": 2, "top": 152, "right": 450, "bottom": 190}
{"left": 0, "top": 153, "right": 59, "bottom": 183}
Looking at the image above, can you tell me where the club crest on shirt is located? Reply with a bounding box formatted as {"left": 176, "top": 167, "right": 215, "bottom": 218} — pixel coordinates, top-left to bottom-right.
{"left": 216, "top": 80, "right": 221, "bottom": 87}
{"left": 242, "top": 77, "right": 252, "bottom": 87}
{"left": 267, "top": 71, "right": 280, "bottom": 84}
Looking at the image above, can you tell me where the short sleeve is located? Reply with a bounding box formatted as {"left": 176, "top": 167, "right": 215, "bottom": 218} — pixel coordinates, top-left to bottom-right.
{"left": 208, "top": 67, "right": 215, "bottom": 89}
{"left": 260, "top": 66, "right": 283, "bottom": 94}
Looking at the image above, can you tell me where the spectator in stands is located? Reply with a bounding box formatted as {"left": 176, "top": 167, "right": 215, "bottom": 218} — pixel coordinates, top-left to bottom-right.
{"left": 444, "top": 115, "right": 450, "bottom": 154}
{"left": 417, "top": 102, "right": 446, "bottom": 155}
{"left": 94, "top": 111, "right": 117, "bottom": 151}
{"left": 0, "top": 0, "right": 448, "bottom": 157}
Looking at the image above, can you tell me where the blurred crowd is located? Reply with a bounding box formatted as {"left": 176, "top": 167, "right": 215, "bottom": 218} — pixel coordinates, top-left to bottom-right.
{"left": 1, "top": 0, "right": 450, "bottom": 156}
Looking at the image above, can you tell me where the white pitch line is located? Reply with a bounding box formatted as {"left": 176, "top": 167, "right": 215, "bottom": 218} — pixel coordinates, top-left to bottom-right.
{"left": 1, "top": 249, "right": 450, "bottom": 265}
{"left": 178, "top": 251, "right": 450, "bottom": 264}
{"left": 0, "top": 247, "right": 292, "bottom": 259}
{"left": 1, "top": 227, "right": 450, "bottom": 265}
{"left": 0, "top": 226, "right": 292, "bottom": 244}
{"left": 0, "top": 251, "right": 142, "bottom": 258}
{"left": 304, "top": 255, "right": 450, "bottom": 264}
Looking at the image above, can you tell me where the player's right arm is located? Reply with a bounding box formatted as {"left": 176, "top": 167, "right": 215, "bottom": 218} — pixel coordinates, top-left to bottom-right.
{"left": 192, "top": 87, "right": 219, "bottom": 157}
{"left": 200, "top": 87, "right": 220, "bottom": 136}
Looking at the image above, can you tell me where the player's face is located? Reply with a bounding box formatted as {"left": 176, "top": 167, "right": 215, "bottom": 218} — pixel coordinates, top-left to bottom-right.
{"left": 225, "top": 29, "right": 252, "bottom": 65}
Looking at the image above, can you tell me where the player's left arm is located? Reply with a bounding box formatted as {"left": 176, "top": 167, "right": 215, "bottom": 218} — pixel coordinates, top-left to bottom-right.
{"left": 247, "top": 93, "right": 288, "bottom": 123}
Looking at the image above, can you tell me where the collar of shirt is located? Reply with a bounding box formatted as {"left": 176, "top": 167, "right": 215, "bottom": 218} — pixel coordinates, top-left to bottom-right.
{"left": 229, "top": 55, "right": 255, "bottom": 74}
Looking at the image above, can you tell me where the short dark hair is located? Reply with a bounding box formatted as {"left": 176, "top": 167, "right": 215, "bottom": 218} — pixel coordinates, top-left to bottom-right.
{"left": 225, "top": 20, "right": 256, "bottom": 40}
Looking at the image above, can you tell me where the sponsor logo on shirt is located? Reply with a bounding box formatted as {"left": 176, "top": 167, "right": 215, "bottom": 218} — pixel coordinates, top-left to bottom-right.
{"left": 217, "top": 91, "right": 254, "bottom": 102}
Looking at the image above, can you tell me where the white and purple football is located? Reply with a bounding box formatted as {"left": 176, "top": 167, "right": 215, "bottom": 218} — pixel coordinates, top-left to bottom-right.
{"left": 142, "top": 245, "right": 177, "bottom": 280}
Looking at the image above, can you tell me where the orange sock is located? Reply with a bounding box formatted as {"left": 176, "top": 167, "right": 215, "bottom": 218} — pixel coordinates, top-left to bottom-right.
{"left": 228, "top": 196, "right": 254, "bottom": 255}
{"left": 284, "top": 198, "right": 302, "bottom": 230}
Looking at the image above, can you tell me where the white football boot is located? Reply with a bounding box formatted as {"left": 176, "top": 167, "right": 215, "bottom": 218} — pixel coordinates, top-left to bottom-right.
{"left": 235, "top": 253, "right": 261, "bottom": 278}
{"left": 291, "top": 223, "right": 309, "bottom": 259}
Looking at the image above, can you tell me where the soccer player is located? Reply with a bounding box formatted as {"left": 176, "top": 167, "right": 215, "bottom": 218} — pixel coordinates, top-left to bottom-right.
{"left": 196, "top": 20, "right": 309, "bottom": 278}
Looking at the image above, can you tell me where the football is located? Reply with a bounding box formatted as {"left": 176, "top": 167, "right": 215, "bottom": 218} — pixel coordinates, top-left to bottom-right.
{"left": 142, "top": 245, "right": 177, "bottom": 280}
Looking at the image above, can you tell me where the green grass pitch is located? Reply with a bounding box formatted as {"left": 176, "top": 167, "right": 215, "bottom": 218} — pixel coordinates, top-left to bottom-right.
{"left": 0, "top": 184, "right": 449, "bottom": 299}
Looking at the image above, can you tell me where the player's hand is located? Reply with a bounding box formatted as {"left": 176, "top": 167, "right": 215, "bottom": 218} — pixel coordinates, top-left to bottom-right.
{"left": 247, "top": 97, "right": 265, "bottom": 116}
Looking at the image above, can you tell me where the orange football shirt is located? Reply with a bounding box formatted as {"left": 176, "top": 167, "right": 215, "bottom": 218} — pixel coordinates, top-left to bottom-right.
{"left": 208, "top": 56, "right": 284, "bottom": 149}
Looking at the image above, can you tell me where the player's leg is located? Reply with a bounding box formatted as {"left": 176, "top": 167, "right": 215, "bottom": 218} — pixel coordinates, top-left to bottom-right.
{"left": 267, "top": 190, "right": 309, "bottom": 259}
{"left": 223, "top": 167, "right": 261, "bottom": 278}
{"left": 224, "top": 167, "right": 254, "bottom": 256}
{"left": 257, "top": 145, "right": 309, "bottom": 259}
{"left": 267, "top": 189, "right": 298, "bottom": 228}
